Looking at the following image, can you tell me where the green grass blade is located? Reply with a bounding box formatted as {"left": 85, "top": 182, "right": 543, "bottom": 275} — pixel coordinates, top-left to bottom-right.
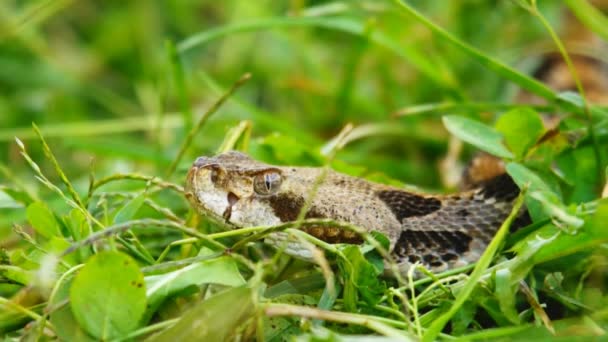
{"left": 165, "top": 73, "right": 251, "bottom": 178}
{"left": 565, "top": 0, "right": 608, "bottom": 41}
{"left": 390, "top": 0, "right": 555, "bottom": 101}
{"left": 178, "top": 16, "right": 456, "bottom": 90}
{"left": 166, "top": 41, "right": 193, "bottom": 134}
{"left": 0, "top": 115, "right": 180, "bottom": 142}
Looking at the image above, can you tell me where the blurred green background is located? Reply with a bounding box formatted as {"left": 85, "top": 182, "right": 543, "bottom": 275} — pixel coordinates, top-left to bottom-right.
{"left": 3, "top": 1, "right": 608, "bottom": 339}
{"left": 0, "top": 0, "right": 584, "bottom": 235}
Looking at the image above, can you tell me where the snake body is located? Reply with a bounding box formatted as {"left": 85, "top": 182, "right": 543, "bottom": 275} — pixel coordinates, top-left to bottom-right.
{"left": 185, "top": 151, "right": 528, "bottom": 273}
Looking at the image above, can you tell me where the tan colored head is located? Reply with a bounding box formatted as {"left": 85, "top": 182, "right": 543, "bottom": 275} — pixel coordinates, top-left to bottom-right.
{"left": 185, "top": 151, "right": 287, "bottom": 228}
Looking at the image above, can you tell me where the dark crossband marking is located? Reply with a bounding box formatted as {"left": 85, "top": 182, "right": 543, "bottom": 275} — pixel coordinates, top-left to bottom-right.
{"left": 264, "top": 193, "right": 325, "bottom": 222}
{"left": 477, "top": 174, "right": 520, "bottom": 202}
{"left": 394, "top": 229, "right": 473, "bottom": 258}
{"left": 376, "top": 190, "right": 441, "bottom": 221}
{"left": 265, "top": 193, "right": 305, "bottom": 222}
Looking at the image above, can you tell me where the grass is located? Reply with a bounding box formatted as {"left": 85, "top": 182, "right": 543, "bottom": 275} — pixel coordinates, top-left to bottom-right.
{"left": 1, "top": 0, "right": 608, "bottom": 340}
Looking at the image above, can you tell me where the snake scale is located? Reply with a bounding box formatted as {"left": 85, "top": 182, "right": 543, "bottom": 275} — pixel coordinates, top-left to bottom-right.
{"left": 185, "top": 152, "right": 529, "bottom": 273}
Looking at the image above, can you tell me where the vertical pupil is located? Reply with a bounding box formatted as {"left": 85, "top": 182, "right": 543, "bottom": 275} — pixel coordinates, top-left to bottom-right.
{"left": 265, "top": 174, "right": 272, "bottom": 190}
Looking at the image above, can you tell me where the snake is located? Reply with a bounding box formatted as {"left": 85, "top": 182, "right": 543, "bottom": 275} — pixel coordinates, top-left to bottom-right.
{"left": 185, "top": 151, "right": 530, "bottom": 274}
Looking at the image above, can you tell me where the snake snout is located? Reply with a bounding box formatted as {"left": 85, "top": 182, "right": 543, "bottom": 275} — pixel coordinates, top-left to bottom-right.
{"left": 193, "top": 156, "right": 220, "bottom": 169}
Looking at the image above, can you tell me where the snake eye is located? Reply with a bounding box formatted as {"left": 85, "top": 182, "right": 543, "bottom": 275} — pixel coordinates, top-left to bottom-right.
{"left": 253, "top": 171, "right": 282, "bottom": 195}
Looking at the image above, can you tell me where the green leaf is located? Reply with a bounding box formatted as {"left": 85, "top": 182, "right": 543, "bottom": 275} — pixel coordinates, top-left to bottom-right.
{"left": 65, "top": 208, "right": 90, "bottom": 241}
{"left": 506, "top": 162, "right": 557, "bottom": 221}
{"left": 70, "top": 251, "right": 146, "bottom": 340}
{"left": 556, "top": 146, "right": 602, "bottom": 203}
{"left": 317, "top": 278, "right": 341, "bottom": 312}
{"left": 264, "top": 315, "right": 302, "bottom": 341}
{"left": 146, "top": 286, "right": 254, "bottom": 341}
{"left": 0, "top": 186, "right": 32, "bottom": 208}
{"left": 553, "top": 91, "right": 605, "bottom": 118}
{"left": 443, "top": 115, "right": 514, "bottom": 158}
{"left": 0, "top": 265, "right": 32, "bottom": 285}
{"left": 450, "top": 300, "right": 477, "bottom": 335}
{"left": 0, "top": 297, "right": 34, "bottom": 334}
{"left": 64, "top": 209, "right": 92, "bottom": 261}
{"left": 370, "top": 231, "right": 391, "bottom": 250}
{"left": 494, "top": 269, "right": 520, "bottom": 324}
{"left": 26, "top": 201, "right": 61, "bottom": 239}
{"left": 113, "top": 192, "right": 146, "bottom": 224}
{"left": 506, "top": 163, "right": 554, "bottom": 194}
{"left": 50, "top": 277, "right": 97, "bottom": 342}
{"left": 264, "top": 272, "right": 326, "bottom": 298}
{"left": 587, "top": 199, "right": 608, "bottom": 238}
{"left": 512, "top": 202, "right": 608, "bottom": 265}
{"left": 145, "top": 256, "right": 245, "bottom": 310}
{"left": 495, "top": 108, "right": 545, "bottom": 159}
{"left": 530, "top": 191, "right": 584, "bottom": 232}
{"left": 555, "top": 91, "right": 585, "bottom": 111}
{"left": 337, "top": 246, "right": 385, "bottom": 311}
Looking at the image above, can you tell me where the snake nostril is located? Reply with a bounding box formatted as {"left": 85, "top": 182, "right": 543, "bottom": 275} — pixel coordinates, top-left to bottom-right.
{"left": 227, "top": 192, "right": 239, "bottom": 206}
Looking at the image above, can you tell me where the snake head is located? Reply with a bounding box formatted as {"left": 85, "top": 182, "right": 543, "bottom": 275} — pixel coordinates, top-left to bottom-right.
{"left": 185, "top": 151, "right": 285, "bottom": 227}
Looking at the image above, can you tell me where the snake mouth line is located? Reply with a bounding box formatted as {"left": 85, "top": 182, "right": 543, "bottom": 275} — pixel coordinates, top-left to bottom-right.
{"left": 222, "top": 192, "right": 240, "bottom": 222}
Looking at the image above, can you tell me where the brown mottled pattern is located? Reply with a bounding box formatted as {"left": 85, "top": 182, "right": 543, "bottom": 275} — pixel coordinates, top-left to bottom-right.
{"left": 301, "top": 226, "right": 363, "bottom": 244}
{"left": 263, "top": 193, "right": 307, "bottom": 222}
{"left": 186, "top": 151, "right": 530, "bottom": 274}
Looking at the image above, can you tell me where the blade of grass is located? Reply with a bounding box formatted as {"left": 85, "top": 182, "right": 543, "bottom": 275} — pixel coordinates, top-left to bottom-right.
{"left": 565, "top": 0, "right": 608, "bottom": 41}
{"left": 178, "top": 16, "right": 458, "bottom": 92}
{"left": 32, "top": 124, "right": 84, "bottom": 209}
{"left": 165, "top": 73, "right": 251, "bottom": 178}
{"left": 60, "top": 219, "right": 225, "bottom": 257}
{"left": 0, "top": 0, "right": 73, "bottom": 40}
{"left": 91, "top": 174, "right": 183, "bottom": 194}
{"left": 216, "top": 120, "right": 252, "bottom": 153}
{"left": 390, "top": 0, "right": 555, "bottom": 101}
{"left": 0, "top": 114, "right": 180, "bottom": 142}
{"left": 166, "top": 41, "right": 193, "bottom": 134}
{"left": 16, "top": 135, "right": 105, "bottom": 231}
{"left": 333, "top": 19, "right": 374, "bottom": 121}
{"left": 264, "top": 303, "right": 412, "bottom": 340}
{"left": 393, "top": 102, "right": 555, "bottom": 117}
{"left": 422, "top": 186, "right": 527, "bottom": 342}
{"left": 195, "top": 71, "right": 320, "bottom": 145}
{"left": 0, "top": 297, "right": 55, "bottom": 332}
